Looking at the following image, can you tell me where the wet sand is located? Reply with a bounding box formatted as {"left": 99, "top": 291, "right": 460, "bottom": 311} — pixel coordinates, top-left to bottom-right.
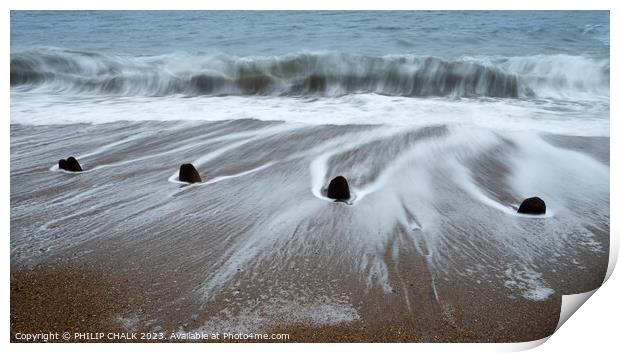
{"left": 11, "top": 261, "right": 141, "bottom": 342}
{"left": 9, "top": 259, "right": 561, "bottom": 342}
{"left": 10, "top": 120, "right": 609, "bottom": 342}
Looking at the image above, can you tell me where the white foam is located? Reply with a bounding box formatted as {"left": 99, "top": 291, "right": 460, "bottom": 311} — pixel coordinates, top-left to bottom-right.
{"left": 451, "top": 158, "right": 554, "bottom": 218}
{"left": 169, "top": 161, "right": 277, "bottom": 187}
{"left": 186, "top": 295, "right": 359, "bottom": 335}
{"left": 167, "top": 124, "right": 299, "bottom": 184}
{"left": 11, "top": 91, "right": 609, "bottom": 137}
{"left": 309, "top": 126, "right": 415, "bottom": 202}
{"left": 504, "top": 266, "right": 555, "bottom": 301}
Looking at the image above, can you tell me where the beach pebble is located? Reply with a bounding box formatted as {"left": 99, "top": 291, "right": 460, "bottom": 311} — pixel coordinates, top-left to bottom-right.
{"left": 58, "top": 156, "right": 83, "bottom": 172}
{"left": 179, "top": 163, "right": 202, "bottom": 183}
{"left": 517, "top": 196, "right": 546, "bottom": 215}
{"left": 327, "top": 176, "right": 350, "bottom": 201}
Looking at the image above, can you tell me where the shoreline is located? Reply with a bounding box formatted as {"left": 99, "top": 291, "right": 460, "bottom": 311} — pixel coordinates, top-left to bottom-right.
{"left": 10, "top": 121, "right": 609, "bottom": 343}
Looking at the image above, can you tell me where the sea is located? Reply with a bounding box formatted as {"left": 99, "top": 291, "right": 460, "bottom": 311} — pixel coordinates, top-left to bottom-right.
{"left": 10, "top": 11, "right": 609, "bottom": 135}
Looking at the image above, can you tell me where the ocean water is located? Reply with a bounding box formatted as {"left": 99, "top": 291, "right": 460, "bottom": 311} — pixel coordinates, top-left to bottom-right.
{"left": 10, "top": 11, "right": 610, "bottom": 135}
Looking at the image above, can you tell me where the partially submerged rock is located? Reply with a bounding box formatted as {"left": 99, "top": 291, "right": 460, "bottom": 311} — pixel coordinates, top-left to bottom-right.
{"left": 327, "top": 176, "right": 350, "bottom": 201}
{"left": 517, "top": 196, "right": 546, "bottom": 215}
{"left": 179, "top": 163, "right": 202, "bottom": 183}
{"left": 58, "top": 156, "right": 82, "bottom": 172}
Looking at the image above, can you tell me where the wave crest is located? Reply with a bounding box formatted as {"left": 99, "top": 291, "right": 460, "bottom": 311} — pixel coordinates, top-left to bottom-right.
{"left": 10, "top": 49, "right": 608, "bottom": 99}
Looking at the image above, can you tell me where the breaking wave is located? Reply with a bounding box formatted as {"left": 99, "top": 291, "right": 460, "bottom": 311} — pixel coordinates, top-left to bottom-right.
{"left": 10, "top": 49, "right": 609, "bottom": 99}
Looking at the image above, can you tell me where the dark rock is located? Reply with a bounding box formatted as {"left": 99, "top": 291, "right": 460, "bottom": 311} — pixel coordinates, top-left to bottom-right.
{"left": 58, "top": 156, "right": 82, "bottom": 172}
{"left": 66, "top": 157, "right": 83, "bottom": 172}
{"left": 327, "top": 176, "right": 350, "bottom": 200}
{"left": 179, "top": 163, "right": 202, "bottom": 183}
{"left": 517, "top": 196, "right": 546, "bottom": 215}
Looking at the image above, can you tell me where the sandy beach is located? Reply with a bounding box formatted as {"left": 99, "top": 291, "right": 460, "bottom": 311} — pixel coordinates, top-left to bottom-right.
{"left": 10, "top": 120, "right": 609, "bottom": 342}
